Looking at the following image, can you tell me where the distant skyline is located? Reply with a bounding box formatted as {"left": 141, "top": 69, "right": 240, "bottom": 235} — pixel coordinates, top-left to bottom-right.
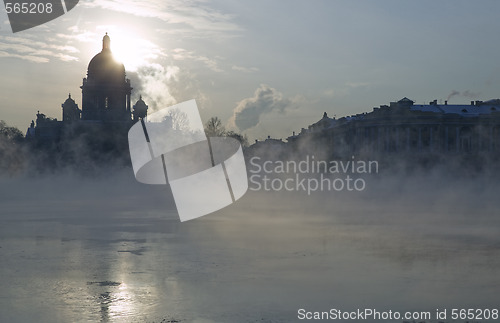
{"left": 2, "top": 0, "right": 500, "bottom": 140}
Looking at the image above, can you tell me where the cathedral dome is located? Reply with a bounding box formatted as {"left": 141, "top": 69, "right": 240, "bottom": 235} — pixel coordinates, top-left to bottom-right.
{"left": 87, "top": 33, "right": 125, "bottom": 83}
{"left": 81, "top": 33, "right": 133, "bottom": 121}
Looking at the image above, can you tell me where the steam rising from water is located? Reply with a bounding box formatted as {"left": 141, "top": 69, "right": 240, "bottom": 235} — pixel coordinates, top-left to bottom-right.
{"left": 1, "top": 161, "right": 500, "bottom": 322}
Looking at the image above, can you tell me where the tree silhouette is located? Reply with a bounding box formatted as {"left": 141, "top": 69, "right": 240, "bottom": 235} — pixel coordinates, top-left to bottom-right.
{"left": 0, "top": 120, "right": 24, "bottom": 143}
{"left": 204, "top": 117, "right": 248, "bottom": 147}
{"left": 204, "top": 116, "right": 226, "bottom": 137}
{"left": 0, "top": 120, "right": 25, "bottom": 174}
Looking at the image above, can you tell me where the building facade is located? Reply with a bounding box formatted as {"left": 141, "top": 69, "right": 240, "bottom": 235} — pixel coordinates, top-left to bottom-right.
{"left": 288, "top": 98, "right": 500, "bottom": 156}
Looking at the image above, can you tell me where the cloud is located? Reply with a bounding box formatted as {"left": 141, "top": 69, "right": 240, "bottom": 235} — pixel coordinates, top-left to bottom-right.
{"left": 231, "top": 65, "right": 259, "bottom": 73}
{"left": 55, "top": 53, "right": 79, "bottom": 62}
{"left": 172, "top": 48, "right": 222, "bottom": 72}
{"left": 229, "top": 84, "right": 295, "bottom": 131}
{"left": 323, "top": 88, "right": 336, "bottom": 98}
{"left": 56, "top": 31, "right": 97, "bottom": 43}
{"left": 2, "top": 36, "right": 79, "bottom": 53}
{"left": 0, "top": 50, "right": 49, "bottom": 63}
{"left": 322, "top": 82, "right": 371, "bottom": 99}
{"left": 81, "top": 0, "right": 241, "bottom": 39}
{"left": 345, "top": 81, "right": 370, "bottom": 88}
{"left": 0, "top": 34, "right": 79, "bottom": 63}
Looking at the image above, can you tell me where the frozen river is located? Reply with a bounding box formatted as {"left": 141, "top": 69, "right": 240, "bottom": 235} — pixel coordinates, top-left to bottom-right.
{"left": 1, "top": 170, "right": 500, "bottom": 322}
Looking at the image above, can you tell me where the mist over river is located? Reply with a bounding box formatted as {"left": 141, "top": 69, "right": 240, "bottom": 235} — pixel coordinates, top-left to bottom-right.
{"left": 1, "top": 169, "right": 500, "bottom": 322}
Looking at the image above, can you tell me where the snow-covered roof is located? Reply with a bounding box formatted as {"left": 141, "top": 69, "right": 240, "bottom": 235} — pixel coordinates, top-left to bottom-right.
{"left": 292, "top": 98, "right": 500, "bottom": 140}
{"left": 411, "top": 103, "right": 500, "bottom": 117}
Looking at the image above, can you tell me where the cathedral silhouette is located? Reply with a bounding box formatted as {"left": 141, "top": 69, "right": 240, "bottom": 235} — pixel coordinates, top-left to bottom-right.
{"left": 26, "top": 34, "right": 148, "bottom": 141}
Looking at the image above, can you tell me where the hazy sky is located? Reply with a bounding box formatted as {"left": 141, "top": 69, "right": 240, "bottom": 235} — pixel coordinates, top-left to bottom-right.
{"left": 1, "top": 0, "right": 500, "bottom": 140}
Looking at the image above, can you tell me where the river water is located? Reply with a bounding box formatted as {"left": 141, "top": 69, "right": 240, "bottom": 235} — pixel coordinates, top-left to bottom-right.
{"left": 1, "top": 170, "right": 499, "bottom": 322}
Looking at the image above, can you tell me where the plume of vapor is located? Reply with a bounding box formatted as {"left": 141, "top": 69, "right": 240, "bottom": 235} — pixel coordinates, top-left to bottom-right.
{"left": 446, "top": 90, "right": 460, "bottom": 101}
{"left": 130, "top": 63, "right": 179, "bottom": 112}
{"left": 447, "top": 90, "right": 480, "bottom": 102}
{"left": 462, "top": 90, "right": 480, "bottom": 98}
{"left": 129, "top": 62, "right": 210, "bottom": 114}
{"left": 229, "top": 84, "right": 294, "bottom": 131}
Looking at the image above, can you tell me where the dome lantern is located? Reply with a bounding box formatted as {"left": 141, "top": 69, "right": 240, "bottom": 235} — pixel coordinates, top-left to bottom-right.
{"left": 103, "top": 32, "right": 110, "bottom": 51}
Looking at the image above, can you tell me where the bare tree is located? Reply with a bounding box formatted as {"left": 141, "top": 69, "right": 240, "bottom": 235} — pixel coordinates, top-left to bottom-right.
{"left": 204, "top": 117, "right": 226, "bottom": 137}
{"left": 204, "top": 117, "right": 249, "bottom": 147}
